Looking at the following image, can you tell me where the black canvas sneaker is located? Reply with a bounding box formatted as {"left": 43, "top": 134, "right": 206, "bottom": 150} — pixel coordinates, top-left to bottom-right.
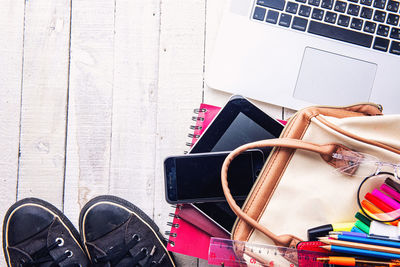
{"left": 79, "top": 195, "right": 175, "bottom": 267}
{"left": 3, "top": 198, "right": 90, "bottom": 267}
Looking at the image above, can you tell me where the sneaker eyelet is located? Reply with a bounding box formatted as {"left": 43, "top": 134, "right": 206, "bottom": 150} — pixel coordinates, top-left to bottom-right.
{"left": 65, "top": 250, "right": 73, "bottom": 258}
{"left": 133, "top": 234, "right": 141, "bottom": 241}
{"left": 56, "top": 237, "right": 64, "bottom": 247}
{"left": 141, "top": 247, "right": 148, "bottom": 255}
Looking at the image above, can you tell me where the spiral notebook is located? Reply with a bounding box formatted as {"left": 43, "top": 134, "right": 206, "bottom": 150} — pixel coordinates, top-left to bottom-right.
{"left": 166, "top": 103, "right": 224, "bottom": 259}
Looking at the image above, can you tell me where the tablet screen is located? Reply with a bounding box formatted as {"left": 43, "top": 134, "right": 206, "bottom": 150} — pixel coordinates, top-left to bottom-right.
{"left": 212, "top": 112, "right": 275, "bottom": 152}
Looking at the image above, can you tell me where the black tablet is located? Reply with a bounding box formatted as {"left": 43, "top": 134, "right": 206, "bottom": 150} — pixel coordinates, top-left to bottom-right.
{"left": 190, "top": 95, "right": 283, "bottom": 156}
{"left": 189, "top": 95, "right": 284, "bottom": 233}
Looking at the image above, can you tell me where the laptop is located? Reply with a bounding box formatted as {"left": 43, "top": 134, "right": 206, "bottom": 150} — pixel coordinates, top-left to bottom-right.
{"left": 205, "top": 0, "right": 400, "bottom": 113}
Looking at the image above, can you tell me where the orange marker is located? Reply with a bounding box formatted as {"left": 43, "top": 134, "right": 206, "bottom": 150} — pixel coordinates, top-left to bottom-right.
{"left": 361, "top": 200, "right": 398, "bottom": 226}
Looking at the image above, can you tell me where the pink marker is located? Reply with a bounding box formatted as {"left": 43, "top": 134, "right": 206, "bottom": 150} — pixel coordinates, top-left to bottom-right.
{"left": 372, "top": 189, "right": 400, "bottom": 210}
{"left": 381, "top": 183, "right": 400, "bottom": 203}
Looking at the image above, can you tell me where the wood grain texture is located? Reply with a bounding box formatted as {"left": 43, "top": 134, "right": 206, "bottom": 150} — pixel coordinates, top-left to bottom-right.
{"left": 63, "top": 0, "right": 115, "bottom": 226}
{"left": 0, "top": 0, "right": 295, "bottom": 266}
{"left": 109, "top": 0, "right": 160, "bottom": 217}
{"left": 153, "top": 0, "right": 208, "bottom": 265}
{"left": 0, "top": 0, "right": 25, "bottom": 263}
{"left": 17, "top": 0, "right": 71, "bottom": 208}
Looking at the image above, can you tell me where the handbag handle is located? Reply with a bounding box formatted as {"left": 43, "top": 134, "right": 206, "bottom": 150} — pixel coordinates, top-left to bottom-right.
{"left": 221, "top": 138, "right": 347, "bottom": 247}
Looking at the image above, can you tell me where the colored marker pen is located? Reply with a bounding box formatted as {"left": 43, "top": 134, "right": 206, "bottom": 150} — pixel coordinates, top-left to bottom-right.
{"left": 361, "top": 200, "right": 398, "bottom": 225}
{"left": 381, "top": 183, "right": 400, "bottom": 203}
{"left": 355, "top": 220, "right": 370, "bottom": 234}
{"left": 372, "top": 189, "right": 400, "bottom": 210}
{"left": 307, "top": 222, "right": 355, "bottom": 241}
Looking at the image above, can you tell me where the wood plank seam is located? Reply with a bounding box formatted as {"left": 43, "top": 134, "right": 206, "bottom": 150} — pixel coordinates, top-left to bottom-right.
{"left": 15, "top": 0, "right": 27, "bottom": 202}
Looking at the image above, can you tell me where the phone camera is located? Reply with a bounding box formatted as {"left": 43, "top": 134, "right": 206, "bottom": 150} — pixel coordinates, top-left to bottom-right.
{"left": 255, "top": 169, "right": 261, "bottom": 177}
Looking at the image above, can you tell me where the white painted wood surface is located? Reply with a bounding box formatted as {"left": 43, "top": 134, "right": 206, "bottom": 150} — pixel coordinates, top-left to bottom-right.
{"left": 0, "top": 0, "right": 25, "bottom": 262}
{"left": 0, "top": 0, "right": 287, "bottom": 266}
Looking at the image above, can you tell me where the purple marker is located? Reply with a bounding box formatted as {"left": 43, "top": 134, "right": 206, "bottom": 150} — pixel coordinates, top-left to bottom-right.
{"left": 340, "top": 231, "right": 367, "bottom": 237}
{"left": 372, "top": 189, "right": 400, "bottom": 210}
{"left": 381, "top": 183, "right": 400, "bottom": 203}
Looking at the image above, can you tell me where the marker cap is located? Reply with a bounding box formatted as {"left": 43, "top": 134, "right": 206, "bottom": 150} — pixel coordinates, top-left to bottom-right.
{"left": 308, "top": 224, "right": 333, "bottom": 241}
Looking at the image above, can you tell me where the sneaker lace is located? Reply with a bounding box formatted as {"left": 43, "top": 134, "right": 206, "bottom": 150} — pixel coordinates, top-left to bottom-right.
{"left": 20, "top": 239, "right": 80, "bottom": 267}
{"left": 93, "top": 234, "right": 166, "bottom": 267}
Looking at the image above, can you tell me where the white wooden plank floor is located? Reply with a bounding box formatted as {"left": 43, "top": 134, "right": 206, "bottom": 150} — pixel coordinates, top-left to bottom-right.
{"left": 0, "top": 0, "right": 293, "bottom": 266}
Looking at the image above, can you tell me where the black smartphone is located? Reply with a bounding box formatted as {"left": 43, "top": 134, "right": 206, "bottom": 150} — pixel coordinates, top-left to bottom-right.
{"left": 164, "top": 150, "right": 264, "bottom": 204}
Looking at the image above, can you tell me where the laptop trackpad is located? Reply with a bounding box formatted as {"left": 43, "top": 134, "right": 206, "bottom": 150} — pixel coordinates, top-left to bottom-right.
{"left": 293, "top": 47, "right": 377, "bottom": 106}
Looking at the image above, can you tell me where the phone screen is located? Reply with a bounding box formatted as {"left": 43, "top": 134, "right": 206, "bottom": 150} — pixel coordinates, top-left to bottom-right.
{"left": 174, "top": 151, "right": 260, "bottom": 201}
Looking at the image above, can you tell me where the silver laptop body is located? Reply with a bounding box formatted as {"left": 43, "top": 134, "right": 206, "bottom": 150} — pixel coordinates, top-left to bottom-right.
{"left": 206, "top": 0, "right": 400, "bottom": 113}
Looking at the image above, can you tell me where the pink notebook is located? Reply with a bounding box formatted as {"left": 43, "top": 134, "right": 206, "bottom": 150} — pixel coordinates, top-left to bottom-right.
{"left": 167, "top": 103, "right": 223, "bottom": 259}
{"left": 166, "top": 205, "right": 229, "bottom": 260}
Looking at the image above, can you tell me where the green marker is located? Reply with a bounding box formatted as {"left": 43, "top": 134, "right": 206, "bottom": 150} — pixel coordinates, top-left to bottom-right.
{"left": 355, "top": 212, "right": 371, "bottom": 227}
{"left": 355, "top": 220, "right": 370, "bottom": 234}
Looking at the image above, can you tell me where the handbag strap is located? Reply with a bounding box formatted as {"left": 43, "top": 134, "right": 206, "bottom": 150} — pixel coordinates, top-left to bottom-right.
{"left": 221, "top": 138, "right": 349, "bottom": 246}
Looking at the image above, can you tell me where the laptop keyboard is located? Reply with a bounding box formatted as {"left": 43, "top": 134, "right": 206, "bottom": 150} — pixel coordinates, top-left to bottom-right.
{"left": 252, "top": 0, "right": 400, "bottom": 55}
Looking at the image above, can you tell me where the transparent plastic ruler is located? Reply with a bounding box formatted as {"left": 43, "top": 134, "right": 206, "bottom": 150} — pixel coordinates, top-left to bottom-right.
{"left": 208, "top": 237, "right": 325, "bottom": 267}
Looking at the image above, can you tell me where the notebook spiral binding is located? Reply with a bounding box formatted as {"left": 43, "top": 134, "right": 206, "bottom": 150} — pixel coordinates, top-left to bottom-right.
{"left": 184, "top": 107, "right": 209, "bottom": 153}
{"left": 166, "top": 205, "right": 183, "bottom": 247}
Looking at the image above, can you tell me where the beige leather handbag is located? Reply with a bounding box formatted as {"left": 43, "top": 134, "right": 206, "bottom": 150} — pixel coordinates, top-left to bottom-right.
{"left": 221, "top": 104, "right": 400, "bottom": 249}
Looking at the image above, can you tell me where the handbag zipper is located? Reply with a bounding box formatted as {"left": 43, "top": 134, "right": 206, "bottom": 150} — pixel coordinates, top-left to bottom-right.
{"left": 279, "top": 102, "right": 383, "bottom": 138}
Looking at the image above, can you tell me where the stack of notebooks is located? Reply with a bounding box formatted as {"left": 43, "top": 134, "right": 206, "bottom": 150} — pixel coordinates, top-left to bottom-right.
{"left": 166, "top": 104, "right": 228, "bottom": 260}
{"left": 166, "top": 103, "right": 286, "bottom": 260}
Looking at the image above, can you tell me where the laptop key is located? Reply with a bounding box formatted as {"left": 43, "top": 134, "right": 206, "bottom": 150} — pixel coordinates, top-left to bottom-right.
{"left": 321, "top": 0, "right": 334, "bottom": 9}
{"left": 257, "top": 0, "right": 286, "bottom": 11}
{"left": 347, "top": 4, "right": 360, "bottom": 15}
{"left": 351, "top": 17, "right": 363, "bottom": 30}
{"left": 292, "top": 16, "right": 308, "bottom": 30}
{"left": 299, "top": 5, "right": 312, "bottom": 16}
{"left": 266, "top": 10, "right": 280, "bottom": 23}
{"left": 253, "top": 7, "right": 267, "bottom": 21}
{"left": 377, "top": 24, "right": 390, "bottom": 36}
{"left": 309, "top": 0, "right": 321, "bottom": 6}
{"left": 279, "top": 13, "right": 293, "bottom": 26}
{"left": 373, "top": 37, "right": 390, "bottom": 51}
{"left": 373, "top": 10, "right": 386, "bottom": 22}
{"left": 325, "top": 11, "right": 338, "bottom": 23}
{"left": 286, "top": 2, "right": 299, "bottom": 13}
{"left": 360, "top": 7, "right": 373, "bottom": 19}
{"left": 312, "top": 8, "right": 325, "bottom": 19}
{"left": 338, "top": 14, "right": 351, "bottom": 26}
{"left": 386, "top": 0, "right": 399, "bottom": 12}
{"left": 389, "top": 40, "right": 400, "bottom": 54}
{"left": 373, "top": 0, "right": 386, "bottom": 9}
{"left": 360, "top": 0, "right": 372, "bottom": 5}
{"left": 387, "top": 13, "right": 399, "bottom": 26}
{"left": 364, "top": 21, "right": 377, "bottom": 33}
{"left": 390, "top": 27, "right": 400, "bottom": 39}
{"left": 334, "top": 1, "right": 348, "bottom": 12}
{"left": 295, "top": 0, "right": 307, "bottom": 3}
{"left": 348, "top": 0, "right": 359, "bottom": 3}
{"left": 308, "top": 20, "right": 373, "bottom": 47}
